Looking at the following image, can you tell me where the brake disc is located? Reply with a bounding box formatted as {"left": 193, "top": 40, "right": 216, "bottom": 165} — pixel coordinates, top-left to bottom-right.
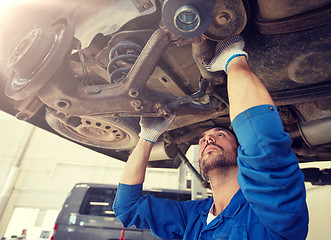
{"left": 5, "top": 18, "right": 74, "bottom": 100}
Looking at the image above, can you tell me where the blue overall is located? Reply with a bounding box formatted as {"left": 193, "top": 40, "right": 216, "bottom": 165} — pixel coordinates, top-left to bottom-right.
{"left": 113, "top": 105, "right": 309, "bottom": 239}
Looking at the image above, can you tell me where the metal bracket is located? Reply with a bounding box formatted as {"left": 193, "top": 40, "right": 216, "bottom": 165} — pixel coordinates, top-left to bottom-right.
{"left": 132, "top": 0, "right": 154, "bottom": 13}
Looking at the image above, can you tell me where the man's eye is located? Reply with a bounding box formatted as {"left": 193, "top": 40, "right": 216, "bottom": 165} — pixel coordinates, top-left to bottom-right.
{"left": 218, "top": 133, "right": 224, "bottom": 137}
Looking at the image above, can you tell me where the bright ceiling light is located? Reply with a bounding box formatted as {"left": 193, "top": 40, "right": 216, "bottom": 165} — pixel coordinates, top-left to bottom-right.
{"left": 0, "top": 0, "right": 24, "bottom": 14}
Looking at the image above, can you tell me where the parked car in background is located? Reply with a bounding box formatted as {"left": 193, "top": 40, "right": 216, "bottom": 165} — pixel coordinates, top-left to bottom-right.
{"left": 0, "top": 0, "right": 330, "bottom": 183}
{"left": 51, "top": 183, "right": 191, "bottom": 240}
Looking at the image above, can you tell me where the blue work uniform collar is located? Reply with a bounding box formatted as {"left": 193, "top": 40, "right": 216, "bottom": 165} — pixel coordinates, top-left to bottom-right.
{"left": 199, "top": 189, "right": 246, "bottom": 228}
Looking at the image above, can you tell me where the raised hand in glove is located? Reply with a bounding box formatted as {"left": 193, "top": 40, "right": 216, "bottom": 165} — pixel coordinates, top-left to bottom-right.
{"left": 138, "top": 114, "right": 176, "bottom": 144}
{"left": 204, "top": 35, "right": 248, "bottom": 74}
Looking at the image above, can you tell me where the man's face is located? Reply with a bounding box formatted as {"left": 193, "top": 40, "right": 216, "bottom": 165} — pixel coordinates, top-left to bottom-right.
{"left": 198, "top": 127, "right": 238, "bottom": 176}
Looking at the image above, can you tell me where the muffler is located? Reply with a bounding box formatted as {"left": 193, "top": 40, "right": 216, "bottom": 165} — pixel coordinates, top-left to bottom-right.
{"left": 290, "top": 116, "right": 331, "bottom": 147}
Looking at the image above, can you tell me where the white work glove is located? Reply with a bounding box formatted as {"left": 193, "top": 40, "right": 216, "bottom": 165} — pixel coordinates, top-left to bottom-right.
{"left": 138, "top": 114, "right": 176, "bottom": 144}
{"left": 204, "top": 35, "right": 248, "bottom": 74}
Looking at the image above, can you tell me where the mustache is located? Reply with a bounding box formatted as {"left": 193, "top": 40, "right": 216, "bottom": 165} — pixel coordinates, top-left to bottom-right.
{"left": 203, "top": 142, "right": 224, "bottom": 155}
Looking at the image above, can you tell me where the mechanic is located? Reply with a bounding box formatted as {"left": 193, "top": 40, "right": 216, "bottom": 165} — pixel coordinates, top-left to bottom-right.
{"left": 113, "top": 35, "right": 309, "bottom": 239}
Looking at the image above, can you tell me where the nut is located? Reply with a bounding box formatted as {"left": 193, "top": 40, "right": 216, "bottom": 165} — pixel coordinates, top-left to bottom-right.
{"left": 129, "top": 89, "right": 139, "bottom": 98}
{"left": 215, "top": 11, "right": 231, "bottom": 26}
{"left": 130, "top": 100, "right": 142, "bottom": 107}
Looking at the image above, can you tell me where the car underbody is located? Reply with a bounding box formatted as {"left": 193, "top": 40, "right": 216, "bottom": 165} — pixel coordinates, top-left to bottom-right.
{"left": 0, "top": 0, "right": 330, "bottom": 184}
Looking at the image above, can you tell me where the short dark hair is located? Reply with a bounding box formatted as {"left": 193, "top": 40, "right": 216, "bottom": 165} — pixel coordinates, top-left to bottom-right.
{"left": 203, "top": 125, "right": 237, "bottom": 138}
{"left": 199, "top": 125, "right": 237, "bottom": 144}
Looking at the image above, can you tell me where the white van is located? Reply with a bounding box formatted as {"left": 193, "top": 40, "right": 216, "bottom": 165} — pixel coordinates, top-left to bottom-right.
{"left": 51, "top": 183, "right": 191, "bottom": 240}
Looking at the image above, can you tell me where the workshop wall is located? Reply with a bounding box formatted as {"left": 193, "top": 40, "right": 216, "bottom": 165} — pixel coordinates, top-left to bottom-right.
{"left": 1, "top": 111, "right": 331, "bottom": 240}
{"left": 0, "top": 112, "right": 180, "bottom": 239}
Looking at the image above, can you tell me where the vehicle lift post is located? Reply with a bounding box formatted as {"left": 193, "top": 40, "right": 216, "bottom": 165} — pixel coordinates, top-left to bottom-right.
{"left": 178, "top": 146, "right": 208, "bottom": 200}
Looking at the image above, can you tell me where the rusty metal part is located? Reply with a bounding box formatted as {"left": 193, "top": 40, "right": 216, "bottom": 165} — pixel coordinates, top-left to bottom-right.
{"left": 15, "top": 97, "right": 44, "bottom": 121}
{"left": 145, "top": 67, "right": 188, "bottom": 97}
{"left": 132, "top": 0, "right": 154, "bottom": 13}
{"left": 172, "top": 128, "right": 205, "bottom": 145}
{"left": 255, "top": 0, "right": 330, "bottom": 20}
{"left": 131, "top": 99, "right": 144, "bottom": 111}
{"left": 128, "top": 89, "right": 139, "bottom": 98}
{"left": 154, "top": 44, "right": 199, "bottom": 95}
{"left": 46, "top": 107, "right": 81, "bottom": 127}
{"left": 71, "top": 33, "right": 110, "bottom": 81}
{"left": 167, "top": 104, "right": 228, "bottom": 133}
{"left": 5, "top": 18, "right": 75, "bottom": 100}
{"left": 269, "top": 81, "right": 331, "bottom": 106}
{"left": 124, "top": 28, "right": 170, "bottom": 91}
{"left": 278, "top": 106, "right": 297, "bottom": 125}
{"left": 191, "top": 38, "right": 225, "bottom": 82}
{"left": 255, "top": 5, "right": 331, "bottom": 35}
{"left": 168, "top": 78, "right": 209, "bottom": 109}
{"left": 74, "top": 39, "right": 91, "bottom": 85}
{"left": 244, "top": 23, "right": 330, "bottom": 92}
{"left": 6, "top": 20, "right": 228, "bottom": 127}
{"left": 155, "top": 103, "right": 171, "bottom": 117}
{"left": 203, "top": 0, "right": 247, "bottom": 41}
{"left": 37, "top": 28, "right": 172, "bottom": 116}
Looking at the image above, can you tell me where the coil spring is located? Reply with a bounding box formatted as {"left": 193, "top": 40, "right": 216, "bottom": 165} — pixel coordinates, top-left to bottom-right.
{"left": 107, "top": 40, "right": 143, "bottom": 83}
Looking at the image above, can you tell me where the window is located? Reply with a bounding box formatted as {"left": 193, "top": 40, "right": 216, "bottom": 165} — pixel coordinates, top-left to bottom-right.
{"left": 79, "top": 188, "right": 117, "bottom": 217}
{"left": 79, "top": 187, "right": 191, "bottom": 217}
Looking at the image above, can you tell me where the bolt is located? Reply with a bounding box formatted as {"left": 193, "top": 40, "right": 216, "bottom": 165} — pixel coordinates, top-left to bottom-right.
{"left": 215, "top": 12, "right": 231, "bottom": 26}
{"left": 57, "top": 100, "right": 71, "bottom": 109}
{"left": 130, "top": 100, "right": 143, "bottom": 111}
{"left": 163, "top": 133, "right": 171, "bottom": 142}
{"left": 155, "top": 104, "right": 171, "bottom": 116}
{"left": 134, "top": 105, "right": 143, "bottom": 111}
{"left": 15, "top": 112, "right": 29, "bottom": 121}
{"left": 143, "top": 3, "right": 150, "bottom": 9}
{"left": 156, "top": 108, "right": 165, "bottom": 116}
{"left": 131, "top": 100, "right": 142, "bottom": 107}
{"left": 87, "top": 86, "right": 101, "bottom": 94}
{"left": 129, "top": 89, "right": 139, "bottom": 98}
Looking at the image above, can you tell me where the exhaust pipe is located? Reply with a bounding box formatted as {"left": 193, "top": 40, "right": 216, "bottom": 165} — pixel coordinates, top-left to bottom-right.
{"left": 290, "top": 116, "right": 331, "bottom": 147}
{"left": 149, "top": 142, "right": 178, "bottom": 161}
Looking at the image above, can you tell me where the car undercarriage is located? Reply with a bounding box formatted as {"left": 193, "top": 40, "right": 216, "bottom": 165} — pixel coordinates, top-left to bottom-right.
{"left": 0, "top": 0, "right": 330, "bottom": 184}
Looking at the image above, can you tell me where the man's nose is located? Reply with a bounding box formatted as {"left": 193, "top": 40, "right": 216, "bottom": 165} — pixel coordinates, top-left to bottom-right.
{"left": 206, "top": 136, "right": 215, "bottom": 143}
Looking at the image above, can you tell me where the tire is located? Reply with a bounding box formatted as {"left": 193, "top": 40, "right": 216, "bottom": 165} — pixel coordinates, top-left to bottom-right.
{"left": 45, "top": 112, "right": 140, "bottom": 150}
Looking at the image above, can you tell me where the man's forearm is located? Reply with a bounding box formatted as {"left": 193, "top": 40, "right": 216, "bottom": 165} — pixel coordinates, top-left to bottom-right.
{"left": 120, "top": 138, "right": 154, "bottom": 185}
{"left": 227, "top": 56, "right": 274, "bottom": 121}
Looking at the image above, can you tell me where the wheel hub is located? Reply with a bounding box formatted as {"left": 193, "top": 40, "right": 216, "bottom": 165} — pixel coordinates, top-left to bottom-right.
{"left": 66, "top": 117, "right": 128, "bottom": 143}
{"left": 5, "top": 18, "right": 75, "bottom": 100}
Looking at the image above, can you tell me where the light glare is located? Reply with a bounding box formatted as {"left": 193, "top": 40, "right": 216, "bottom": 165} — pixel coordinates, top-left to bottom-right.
{"left": 89, "top": 202, "right": 109, "bottom": 206}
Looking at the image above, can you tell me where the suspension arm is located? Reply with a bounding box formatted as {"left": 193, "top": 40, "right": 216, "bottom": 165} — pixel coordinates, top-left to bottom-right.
{"left": 125, "top": 28, "right": 171, "bottom": 90}
{"left": 37, "top": 28, "right": 173, "bottom": 117}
